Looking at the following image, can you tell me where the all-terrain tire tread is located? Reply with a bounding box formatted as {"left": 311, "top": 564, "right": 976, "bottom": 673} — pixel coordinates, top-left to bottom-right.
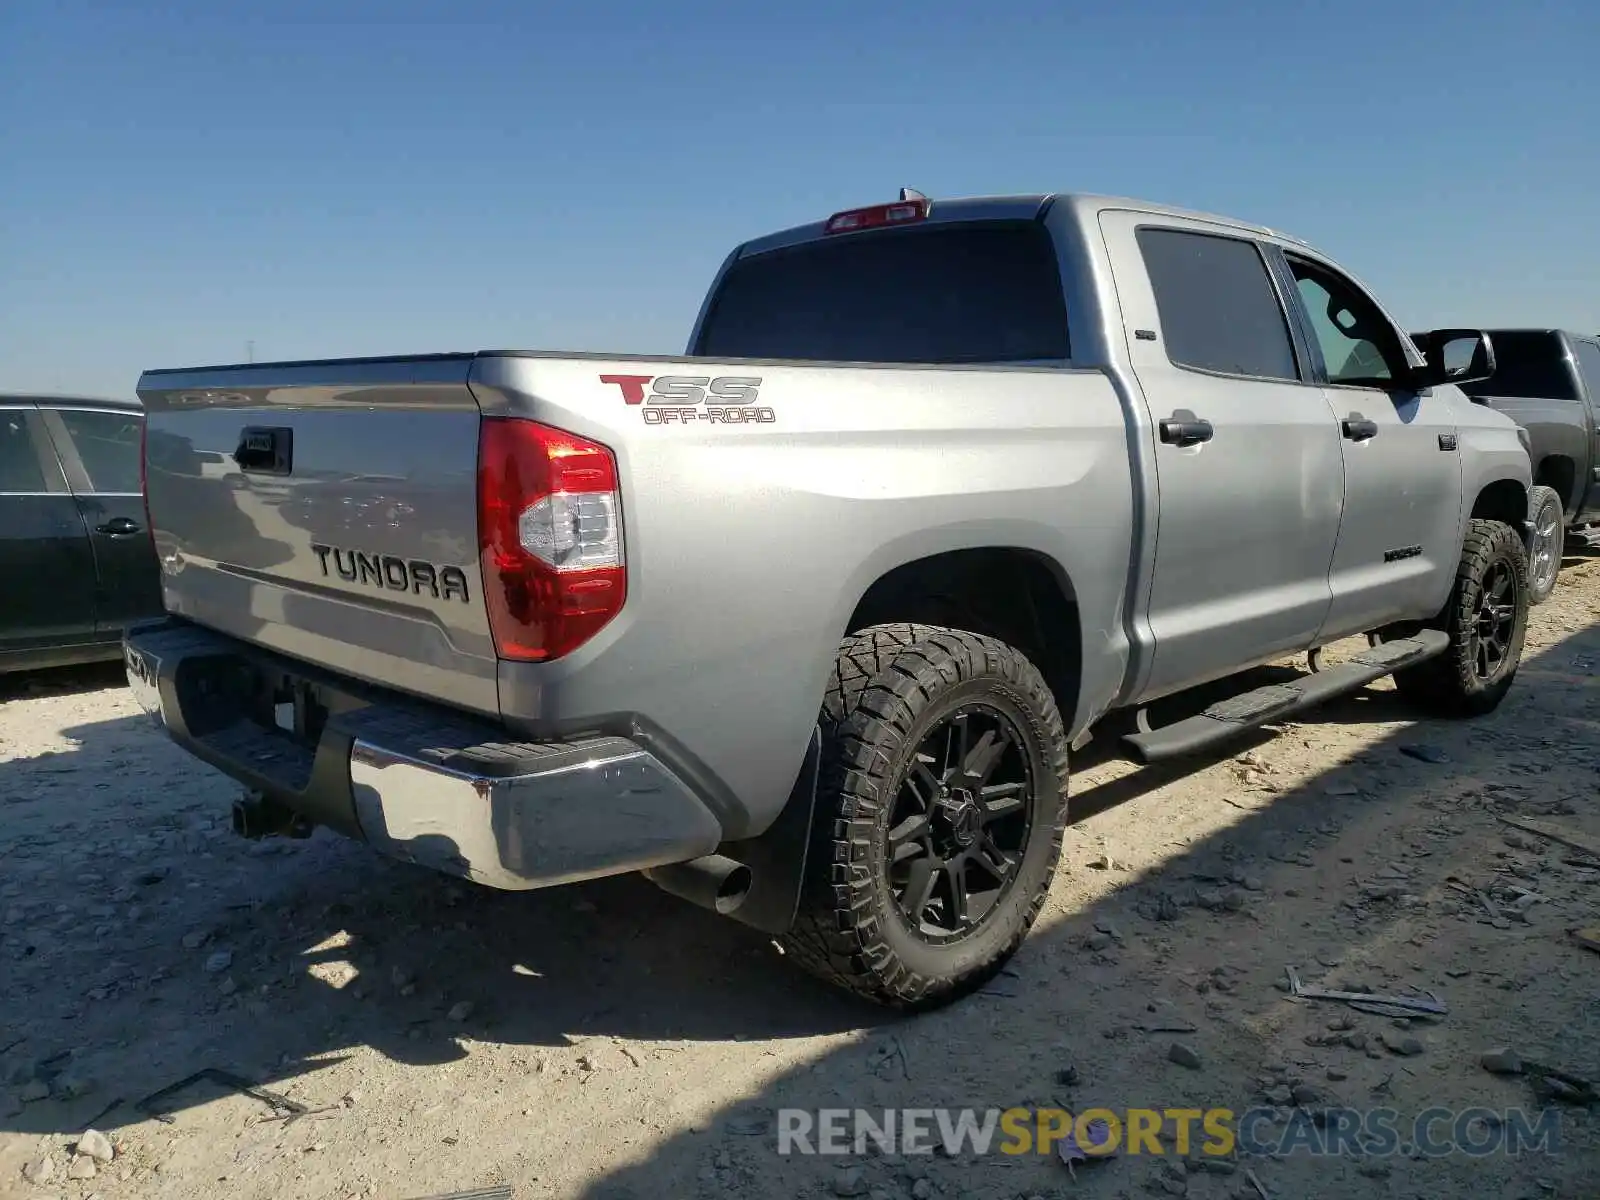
{"left": 781, "top": 623, "right": 1069, "bottom": 1008}
{"left": 1392, "top": 519, "right": 1528, "bottom": 717}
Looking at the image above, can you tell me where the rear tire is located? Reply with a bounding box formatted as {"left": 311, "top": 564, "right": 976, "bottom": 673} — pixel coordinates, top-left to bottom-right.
{"left": 1526, "top": 485, "right": 1564, "bottom": 605}
{"left": 781, "top": 623, "right": 1070, "bottom": 1009}
{"left": 1390, "top": 519, "right": 1529, "bottom": 717}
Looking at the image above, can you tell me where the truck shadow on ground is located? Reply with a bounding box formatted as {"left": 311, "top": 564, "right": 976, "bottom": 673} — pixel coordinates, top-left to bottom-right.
{"left": 0, "top": 660, "right": 126, "bottom": 703}
{"left": 573, "top": 618, "right": 1600, "bottom": 1198}
{"left": 2, "top": 617, "right": 1597, "bottom": 1198}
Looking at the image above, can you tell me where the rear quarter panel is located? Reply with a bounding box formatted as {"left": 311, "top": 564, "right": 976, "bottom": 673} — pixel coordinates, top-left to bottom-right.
{"left": 469, "top": 355, "right": 1134, "bottom": 837}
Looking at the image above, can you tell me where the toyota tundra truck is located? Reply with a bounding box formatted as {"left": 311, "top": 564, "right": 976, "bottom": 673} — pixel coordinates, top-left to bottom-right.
{"left": 126, "top": 191, "right": 1532, "bottom": 1008}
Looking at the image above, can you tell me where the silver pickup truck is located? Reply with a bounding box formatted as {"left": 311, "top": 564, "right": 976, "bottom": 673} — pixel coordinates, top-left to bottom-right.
{"left": 127, "top": 191, "right": 1532, "bottom": 1008}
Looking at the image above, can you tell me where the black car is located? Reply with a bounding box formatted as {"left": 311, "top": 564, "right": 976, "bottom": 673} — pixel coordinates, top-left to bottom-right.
{"left": 1, "top": 394, "right": 163, "bottom": 673}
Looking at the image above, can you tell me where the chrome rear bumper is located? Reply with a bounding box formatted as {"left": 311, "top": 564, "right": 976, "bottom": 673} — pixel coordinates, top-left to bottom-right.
{"left": 123, "top": 621, "right": 722, "bottom": 890}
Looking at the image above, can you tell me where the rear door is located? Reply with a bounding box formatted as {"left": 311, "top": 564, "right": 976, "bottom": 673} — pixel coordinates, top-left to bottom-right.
{"left": 1099, "top": 212, "right": 1345, "bottom": 699}
{"left": 0, "top": 403, "right": 100, "bottom": 656}
{"left": 39, "top": 405, "right": 165, "bottom": 632}
{"left": 1277, "top": 252, "right": 1464, "bottom": 636}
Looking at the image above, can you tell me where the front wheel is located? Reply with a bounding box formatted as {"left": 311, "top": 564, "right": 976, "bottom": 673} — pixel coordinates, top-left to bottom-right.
{"left": 781, "top": 624, "right": 1070, "bottom": 1008}
{"left": 1390, "top": 519, "right": 1529, "bottom": 717}
{"left": 1526, "top": 484, "right": 1565, "bottom": 605}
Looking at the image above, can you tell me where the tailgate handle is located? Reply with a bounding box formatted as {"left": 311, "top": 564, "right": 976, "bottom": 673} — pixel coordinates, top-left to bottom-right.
{"left": 234, "top": 427, "right": 294, "bottom": 475}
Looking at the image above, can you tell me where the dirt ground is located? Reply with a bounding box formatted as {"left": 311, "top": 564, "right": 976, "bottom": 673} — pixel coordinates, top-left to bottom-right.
{"left": 3, "top": 555, "right": 1598, "bottom": 1200}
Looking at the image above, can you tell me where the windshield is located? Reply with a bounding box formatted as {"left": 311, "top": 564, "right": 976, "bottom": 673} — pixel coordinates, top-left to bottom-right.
{"left": 694, "top": 220, "right": 1070, "bottom": 364}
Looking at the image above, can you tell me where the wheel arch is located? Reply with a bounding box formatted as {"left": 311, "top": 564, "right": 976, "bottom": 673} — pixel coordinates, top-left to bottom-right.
{"left": 1533, "top": 455, "right": 1578, "bottom": 518}
{"left": 1469, "top": 477, "right": 1530, "bottom": 529}
{"left": 842, "top": 547, "right": 1084, "bottom": 737}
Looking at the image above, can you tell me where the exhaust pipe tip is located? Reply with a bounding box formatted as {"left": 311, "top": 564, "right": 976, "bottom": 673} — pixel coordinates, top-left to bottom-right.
{"left": 644, "top": 854, "right": 752, "bottom": 916}
{"left": 232, "top": 792, "right": 315, "bottom": 840}
{"left": 709, "top": 862, "right": 752, "bottom": 915}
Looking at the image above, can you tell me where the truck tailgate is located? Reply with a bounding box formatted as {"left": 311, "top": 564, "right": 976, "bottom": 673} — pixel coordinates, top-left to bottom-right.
{"left": 137, "top": 355, "right": 499, "bottom": 714}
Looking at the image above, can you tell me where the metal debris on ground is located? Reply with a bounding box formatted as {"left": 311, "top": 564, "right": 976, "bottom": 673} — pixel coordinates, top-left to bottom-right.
{"left": 133, "top": 1068, "right": 308, "bottom": 1126}
{"left": 1243, "top": 1165, "right": 1273, "bottom": 1198}
{"left": 1282, "top": 967, "right": 1447, "bottom": 1017}
{"left": 1497, "top": 815, "right": 1600, "bottom": 860}
{"left": 402, "top": 1189, "right": 513, "bottom": 1200}
{"left": 1521, "top": 1060, "right": 1598, "bottom": 1107}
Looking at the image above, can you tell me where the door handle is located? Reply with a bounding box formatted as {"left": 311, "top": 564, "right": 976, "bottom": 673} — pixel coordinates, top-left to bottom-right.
{"left": 1159, "top": 412, "right": 1214, "bottom": 446}
{"left": 1342, "top": 414, "right": 1380, "bottom": 441}
{"left": 96, "top": 517, "right": 141, "bottom": 536}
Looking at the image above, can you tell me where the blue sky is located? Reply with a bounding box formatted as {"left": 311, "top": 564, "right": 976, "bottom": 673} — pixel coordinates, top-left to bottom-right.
{"left": 3, "top": 0, "right": 1596, "bottom": 398}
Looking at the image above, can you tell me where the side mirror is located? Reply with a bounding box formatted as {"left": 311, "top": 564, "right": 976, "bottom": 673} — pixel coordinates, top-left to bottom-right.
{"left": 1411, "top": 328, "right": 1496, "bottom": 389}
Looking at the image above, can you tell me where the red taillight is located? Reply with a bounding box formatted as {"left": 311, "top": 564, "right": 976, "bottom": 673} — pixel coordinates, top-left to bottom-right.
{"left": 824, "top": 199, "right": 930, "bottom": 235}
{"left": 476, "top": 418, "right": 626, "bottom": 662}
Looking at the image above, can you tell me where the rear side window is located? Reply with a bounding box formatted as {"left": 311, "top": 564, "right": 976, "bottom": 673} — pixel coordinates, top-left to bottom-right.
{"left": 0, "top": 411, "right": 48, "bottom": 493}
{"left": 1462, "top": 332, "right": 1578, "bottom": 400}
{"left": 1137, "top": 228, "right": 1299, "bottom": 381}
{"left": 56, "top": 410, "right": 143, "bottom": 493}
{"left": 695, "top": 221, "right": 1070, "bottom": 364}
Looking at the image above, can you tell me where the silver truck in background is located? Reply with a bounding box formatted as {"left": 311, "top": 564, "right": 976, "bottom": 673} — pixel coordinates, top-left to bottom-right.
{"left": 126, "top": 191, "right": 1532, "bottom": 1008}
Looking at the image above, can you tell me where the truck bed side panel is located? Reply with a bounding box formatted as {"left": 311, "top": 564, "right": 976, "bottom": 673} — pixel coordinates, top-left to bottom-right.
{"left": 468, "top": 355, "right": 1134, "bottom": 836}
{"left": 1479, "top": 393, "right": 1592, "bottom": 519}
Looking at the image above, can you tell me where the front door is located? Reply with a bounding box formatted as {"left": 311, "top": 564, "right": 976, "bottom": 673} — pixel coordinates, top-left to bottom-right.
{"left": 1278, "top": 252, "right": 1465, "bottom": 637}
{"left": 39, "top": 406, "right": 164, "bottom": 633}
{"left": 1100, "top": 213, "right": 1345, "bottom": 700}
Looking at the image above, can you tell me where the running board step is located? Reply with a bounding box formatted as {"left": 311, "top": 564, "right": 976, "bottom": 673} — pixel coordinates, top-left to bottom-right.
{"left": 1123, "top": 630, "right": 1451, "bottom": 763}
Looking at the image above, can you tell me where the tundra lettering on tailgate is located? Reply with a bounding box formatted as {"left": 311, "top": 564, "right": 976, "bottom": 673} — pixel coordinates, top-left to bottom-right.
{"left": 600, "top": 373, "right": 777, "bottom": 425}
{"left": 311, "top": 544, "right": 471, "bottom": 602}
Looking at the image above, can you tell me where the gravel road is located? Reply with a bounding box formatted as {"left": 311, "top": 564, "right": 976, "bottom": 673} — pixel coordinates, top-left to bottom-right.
{"left": 3, "top": 553, "right": 1598, "bottom": 1200}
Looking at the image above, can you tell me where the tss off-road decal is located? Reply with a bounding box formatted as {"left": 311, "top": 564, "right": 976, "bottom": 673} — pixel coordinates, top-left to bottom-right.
{"left": 600, "top": 374, "right": 776, "bottom": 425}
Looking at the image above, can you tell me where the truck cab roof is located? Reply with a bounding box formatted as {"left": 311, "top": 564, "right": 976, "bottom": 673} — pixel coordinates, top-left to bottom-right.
{"left": 0, "top": 392, "right": 143, "bottom": 411}
{"left": 735, "top": 192, "right": 1304, "bottom": 259}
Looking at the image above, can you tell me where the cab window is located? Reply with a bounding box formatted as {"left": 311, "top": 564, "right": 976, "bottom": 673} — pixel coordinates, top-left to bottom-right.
{"left": 0, "top": 411, "right": 48, "bottom": 493}
{"left": 1286, "top": 257, "right": 1406, "bottom": 387}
